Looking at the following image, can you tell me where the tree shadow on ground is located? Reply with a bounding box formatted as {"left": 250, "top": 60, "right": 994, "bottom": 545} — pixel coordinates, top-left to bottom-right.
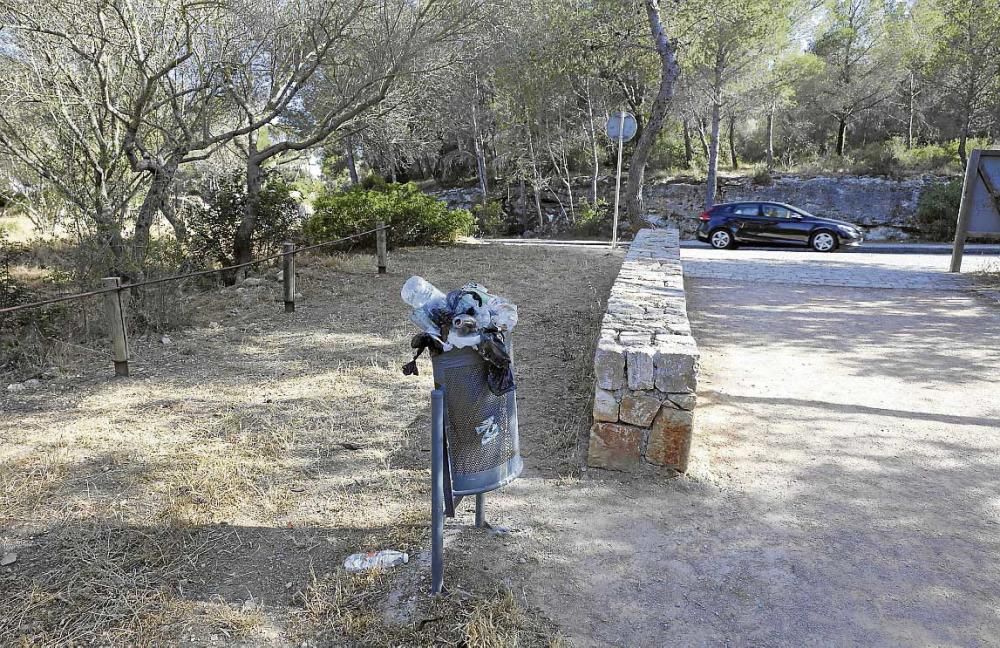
{"left": 0, "top": 243, "right": 623, "bottom": 646}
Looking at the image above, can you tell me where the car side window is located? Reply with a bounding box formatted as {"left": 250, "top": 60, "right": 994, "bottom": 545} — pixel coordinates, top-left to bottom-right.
{"left": 731, "top": 204, "right": 760, "bottom": 216}
{"left": 762, "top": 204, "right": 793, "bottom": 219}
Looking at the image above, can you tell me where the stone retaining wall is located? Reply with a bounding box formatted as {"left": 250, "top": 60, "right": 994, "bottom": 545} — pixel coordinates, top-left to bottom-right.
{"left": 587, "top": 227, "right": 699, "bottom": 473}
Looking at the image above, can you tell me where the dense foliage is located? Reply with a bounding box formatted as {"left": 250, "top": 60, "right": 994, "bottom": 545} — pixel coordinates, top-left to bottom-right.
{"left": 1, "top": 0, "right": 998, "bottom": 265}
{"left": 915, "top": 178, "right": 964, "bottom": 241}
{"left": 305, "top": 182, "right": 473, "bottom": 248}
{"left": 185, "top": 171, "right": 300, "bottom": 267}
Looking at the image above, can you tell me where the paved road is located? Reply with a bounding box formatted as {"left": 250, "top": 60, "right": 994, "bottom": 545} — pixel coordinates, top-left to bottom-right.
{"left": 681, "top": 240, "right": 1000, "bottom": 255}
{"left": 682, "top": 247, "right": 998, "bottom": 290}
{"left": 511, "top": 250, "right": 1000, "bottom": 647}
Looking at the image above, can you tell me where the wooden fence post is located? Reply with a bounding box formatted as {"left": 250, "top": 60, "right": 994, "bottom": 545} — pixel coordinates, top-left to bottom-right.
{"left": 376, "top": 222, "right": 387, "bottom": 274}
{"left": 101, "top": 277, "right": 129, "bottom": 377}
{"left": 282, "top": 241, "right": 295, "bottom": 312}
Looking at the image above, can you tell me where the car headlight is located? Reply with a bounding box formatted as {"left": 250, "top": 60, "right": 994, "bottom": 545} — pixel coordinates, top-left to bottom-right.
{"left": 839, "top": 227, "right": 859, "bottom": 237}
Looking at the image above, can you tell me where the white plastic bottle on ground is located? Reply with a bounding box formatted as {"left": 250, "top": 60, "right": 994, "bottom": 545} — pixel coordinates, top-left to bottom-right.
{"left": 343, "top": 550, "right": 409, "bottom": 572}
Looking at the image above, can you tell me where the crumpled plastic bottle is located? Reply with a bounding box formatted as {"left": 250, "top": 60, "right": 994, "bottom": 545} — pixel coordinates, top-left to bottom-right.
{"left": 487, "top": 301, "right": 518, "bottom": 331}
{"left": 343, "top": 550, "right": 409, "bottom": 572}
{"left": 401, "top": 276, "right": 445, "bottom": 310}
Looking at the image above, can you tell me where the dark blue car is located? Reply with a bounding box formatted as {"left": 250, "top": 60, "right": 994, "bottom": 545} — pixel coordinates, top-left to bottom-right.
{"left": 696, "top": 201, "right": 864, "bottom": 252}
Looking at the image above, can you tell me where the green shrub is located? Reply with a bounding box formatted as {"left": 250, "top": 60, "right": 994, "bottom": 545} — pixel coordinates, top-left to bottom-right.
{"left": 305, "top": 182, "right": 473, "bottom": 248}
{"left": 915, "top": 178, "right": 963, "bottom": 241}
{"left": 750, "top": 164, "right": 773, "bottom": 186}
{"left": 473, "top": 200, "right": 509, "bottom": 237}
{"left": 894, "top": 139, "right": 956, "bottom": 172}
{"left": 573, "top": 199, "right": 610, "bottom": 237}
{"left": 852, "top": 142, "right": 900, "bottom": 177}
{"left": 185, "top": 170, "right": 300, "bottom": 267}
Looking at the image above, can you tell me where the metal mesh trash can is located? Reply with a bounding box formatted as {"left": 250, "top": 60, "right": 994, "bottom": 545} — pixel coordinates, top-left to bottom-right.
{"left": 431, "top": 345, "right": 521, "bottom": 495}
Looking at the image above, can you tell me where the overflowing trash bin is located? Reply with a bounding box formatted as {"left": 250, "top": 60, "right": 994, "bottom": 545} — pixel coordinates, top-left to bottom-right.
{"left": 401, "top": 276, "right": 522, "bottom": 494}
{"left": 400, "top": 276, "right": 522, "bottom": 594}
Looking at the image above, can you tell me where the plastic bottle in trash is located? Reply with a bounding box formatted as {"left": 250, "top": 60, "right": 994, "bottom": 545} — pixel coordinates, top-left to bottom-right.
{"left": 401, "top": 276, "right": 446, "bottom": 310}
{"left": 489, "top": 301, "right": 518, "bottom": 331}
{"left": 343, "top": 549, "right": 409, "bottom": 572}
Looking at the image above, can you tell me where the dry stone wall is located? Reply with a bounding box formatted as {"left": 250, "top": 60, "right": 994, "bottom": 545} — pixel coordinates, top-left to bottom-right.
{"left": 588, "top": 227, "right": 699, "bottom": 473}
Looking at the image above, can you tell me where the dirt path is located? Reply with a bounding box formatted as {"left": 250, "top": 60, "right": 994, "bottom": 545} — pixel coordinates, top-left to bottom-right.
{"left": 499, "top": 262, "right": 1000, "bottom": 646}
{"left": 0, "top": 243, "right": 622, "bottom": 646}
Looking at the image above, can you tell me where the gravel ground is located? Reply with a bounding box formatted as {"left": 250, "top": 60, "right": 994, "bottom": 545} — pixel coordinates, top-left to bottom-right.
{"left": 498, "top": 250, "right": 1000, "bottom": 647}
{"left": 0, "top": 242, "right": 621, "bottom": 647}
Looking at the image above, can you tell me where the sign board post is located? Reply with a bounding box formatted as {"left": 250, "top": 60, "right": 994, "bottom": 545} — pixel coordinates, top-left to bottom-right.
{"left": 950, "top": 149, "right": 1000, "bottom": 272}
{"left": 606, "top": 111, "right": 637, "bottom": 249}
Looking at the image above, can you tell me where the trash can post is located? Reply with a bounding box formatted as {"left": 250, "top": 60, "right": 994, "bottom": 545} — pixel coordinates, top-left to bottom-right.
{"left": 475, "top": 493, "right": 486, "bottom": 528}
{"left": 430, "top": 388, "right": 445, "bottom": 595}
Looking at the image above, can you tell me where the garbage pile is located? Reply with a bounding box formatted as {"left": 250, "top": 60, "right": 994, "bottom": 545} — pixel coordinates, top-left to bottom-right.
{"left": 400, "top": 276, "right": 517, "bottom": 395}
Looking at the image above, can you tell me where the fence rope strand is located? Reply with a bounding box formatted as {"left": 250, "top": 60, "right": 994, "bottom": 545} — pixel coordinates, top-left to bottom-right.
{"left": 0, "top": 225, "right": 389, "bottom": 316}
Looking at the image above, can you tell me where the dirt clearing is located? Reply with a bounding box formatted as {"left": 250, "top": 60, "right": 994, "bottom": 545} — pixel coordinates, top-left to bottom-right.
{"left": 1, "top": 242, "right": 621, "bottom": 647}
{"left": 501, "top": 275, "right": 1000, "bottom": 647}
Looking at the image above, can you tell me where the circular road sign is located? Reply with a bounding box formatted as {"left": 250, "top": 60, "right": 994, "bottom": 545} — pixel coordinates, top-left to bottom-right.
{"left": 606, "top": 111, "right": 638, "bottom": 142}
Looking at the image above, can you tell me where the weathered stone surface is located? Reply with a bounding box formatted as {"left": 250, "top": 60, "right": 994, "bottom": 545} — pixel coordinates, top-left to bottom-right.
{"left": 653, "top": 340, "right": 698, "bottom": 393}
{"left": 626, "top": 346, "right": 655, "bottom": 390}
{"left": 645, "top": 407, "right": 694, "bottom": 471}
{"left": 665, "top": 392, "right": 697, "bottom": 411}
{"left": 645, "top": 175, "right": 929, "bottom": 241}
{"left": 589, "top": 227, "right": 698, "bottom": 474}
{"left": 620, "top": 393, "right": 661, "bottom": 427}
{"left": 593, "top": 387, "right": 620, "bottom": 422}
{"left": 595, "top": 341, "right": 625, "bottom": 390}
{"left": 588, "top": 423, "right": 643, "bottom": 471}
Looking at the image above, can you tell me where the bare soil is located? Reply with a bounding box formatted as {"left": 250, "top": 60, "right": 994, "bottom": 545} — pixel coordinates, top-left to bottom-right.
{"left": 0, "top": 242, "right": 622, "bottom": 647}
{"left": 502, "top": 273, "right": 1000, "bottom": 647}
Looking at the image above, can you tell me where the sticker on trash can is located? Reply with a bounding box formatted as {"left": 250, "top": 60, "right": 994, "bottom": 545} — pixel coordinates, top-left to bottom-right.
{"left": 476, "top": 416, "right": 501, "bottom": 446}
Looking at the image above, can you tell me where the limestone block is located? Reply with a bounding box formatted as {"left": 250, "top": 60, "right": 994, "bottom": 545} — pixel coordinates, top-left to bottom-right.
{"left": 653, "top": 338, "right": 699, "bottom": 393}
{"left": 645, "top": 406, "right": 694, "bottom": 471}
{"left": 665, "top": 392, "right": 697, "bottom": 411}
{"left": 626, "top": 346, "right": 655, "bottom": 390}
{"left": 588, "top": 422, "right": 643, "bottom": 471}
{"left": 620, "top": 392, "right": 661, "bottom": 426}
{"left": 593, "top": 387, "right": 620, "bottom": 422}
{"left": 595, "top": 340, "right": 625, "bottom": 390}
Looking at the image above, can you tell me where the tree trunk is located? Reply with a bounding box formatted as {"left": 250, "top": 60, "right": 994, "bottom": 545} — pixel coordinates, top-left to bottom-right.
{"left": 766, "top": 103, "right": 775, "bottom": 171}
{"left": 696, "top": 118, "right": 709, "bottom": 157}
{"left": 518, "top": 177, "right": 526, "bottom": 219}
{"left": 471, "top": 88, "right": 489, "bottom": 203}
{"left": 524, "top": 121, "right": 544, "bottom": 228}
{"left": 959, "top": 126, "right": 969, "bottom": 167}
{"left": 705, "top": 99, "right": 722, "bottom": 209}
{"left": 682, "top": 119, "right": 694, "bottom": 168}
{"left": 585, "top": 82, "right": 600, "bottom": 205}
{"left": 728, "top": 115, "right": 738, "bottom": 170}
{"left": 232, "top": 140, "right": 264, "bottom": 285}
{"left": 835, "top": 116, "right": 848, "bottom": 156}
{"left": 346, "top": 136, "right": 359, "bottom": 185}
{"left": 95, "top": 200, "right": 126, "bottom": 274}
{"left": 132, "top": 159, "right": 182, "bottom": 262}
{"left": 623, "top": 0, "right": 681, "bottom": 225}
{"left": 907, "top": 72, "right": 915, "bottom": 149}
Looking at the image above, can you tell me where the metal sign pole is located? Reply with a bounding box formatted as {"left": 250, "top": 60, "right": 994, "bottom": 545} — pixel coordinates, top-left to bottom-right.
{"left": 950, "top": 149, "right": 982, "bottom": 273}
{"left": 430, "top": 388, "right": 445, "bottom": 594}
{"left": 611, "top": 112, "right": 625, "bottom": 250}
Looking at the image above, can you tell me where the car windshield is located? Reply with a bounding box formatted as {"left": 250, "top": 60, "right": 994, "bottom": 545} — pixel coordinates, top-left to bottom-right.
{"left": 791, "top": 205, "right": 815, "bottom": 218}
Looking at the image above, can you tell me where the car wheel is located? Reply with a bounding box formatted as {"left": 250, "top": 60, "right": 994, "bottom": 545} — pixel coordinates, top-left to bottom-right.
{"left": 810, "top": 230, "right": 838, "bottom": 252}
{"left": 709, "top": 228, "right": 736, "bottom": 250}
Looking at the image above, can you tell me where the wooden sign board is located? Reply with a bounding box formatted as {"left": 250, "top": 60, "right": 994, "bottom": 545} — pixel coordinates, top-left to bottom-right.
{"left": 950, "top": 149, "right": 1000, "bottom": 272}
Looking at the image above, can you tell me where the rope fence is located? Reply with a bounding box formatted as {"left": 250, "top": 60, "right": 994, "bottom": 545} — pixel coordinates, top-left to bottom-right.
{"left": 1, "top": 223, "right": 391, "bottom": 377}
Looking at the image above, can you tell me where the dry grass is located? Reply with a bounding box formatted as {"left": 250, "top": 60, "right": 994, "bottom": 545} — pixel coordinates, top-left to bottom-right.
{"left": 1, "top": 242, "right": 621, "bottom": 646}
